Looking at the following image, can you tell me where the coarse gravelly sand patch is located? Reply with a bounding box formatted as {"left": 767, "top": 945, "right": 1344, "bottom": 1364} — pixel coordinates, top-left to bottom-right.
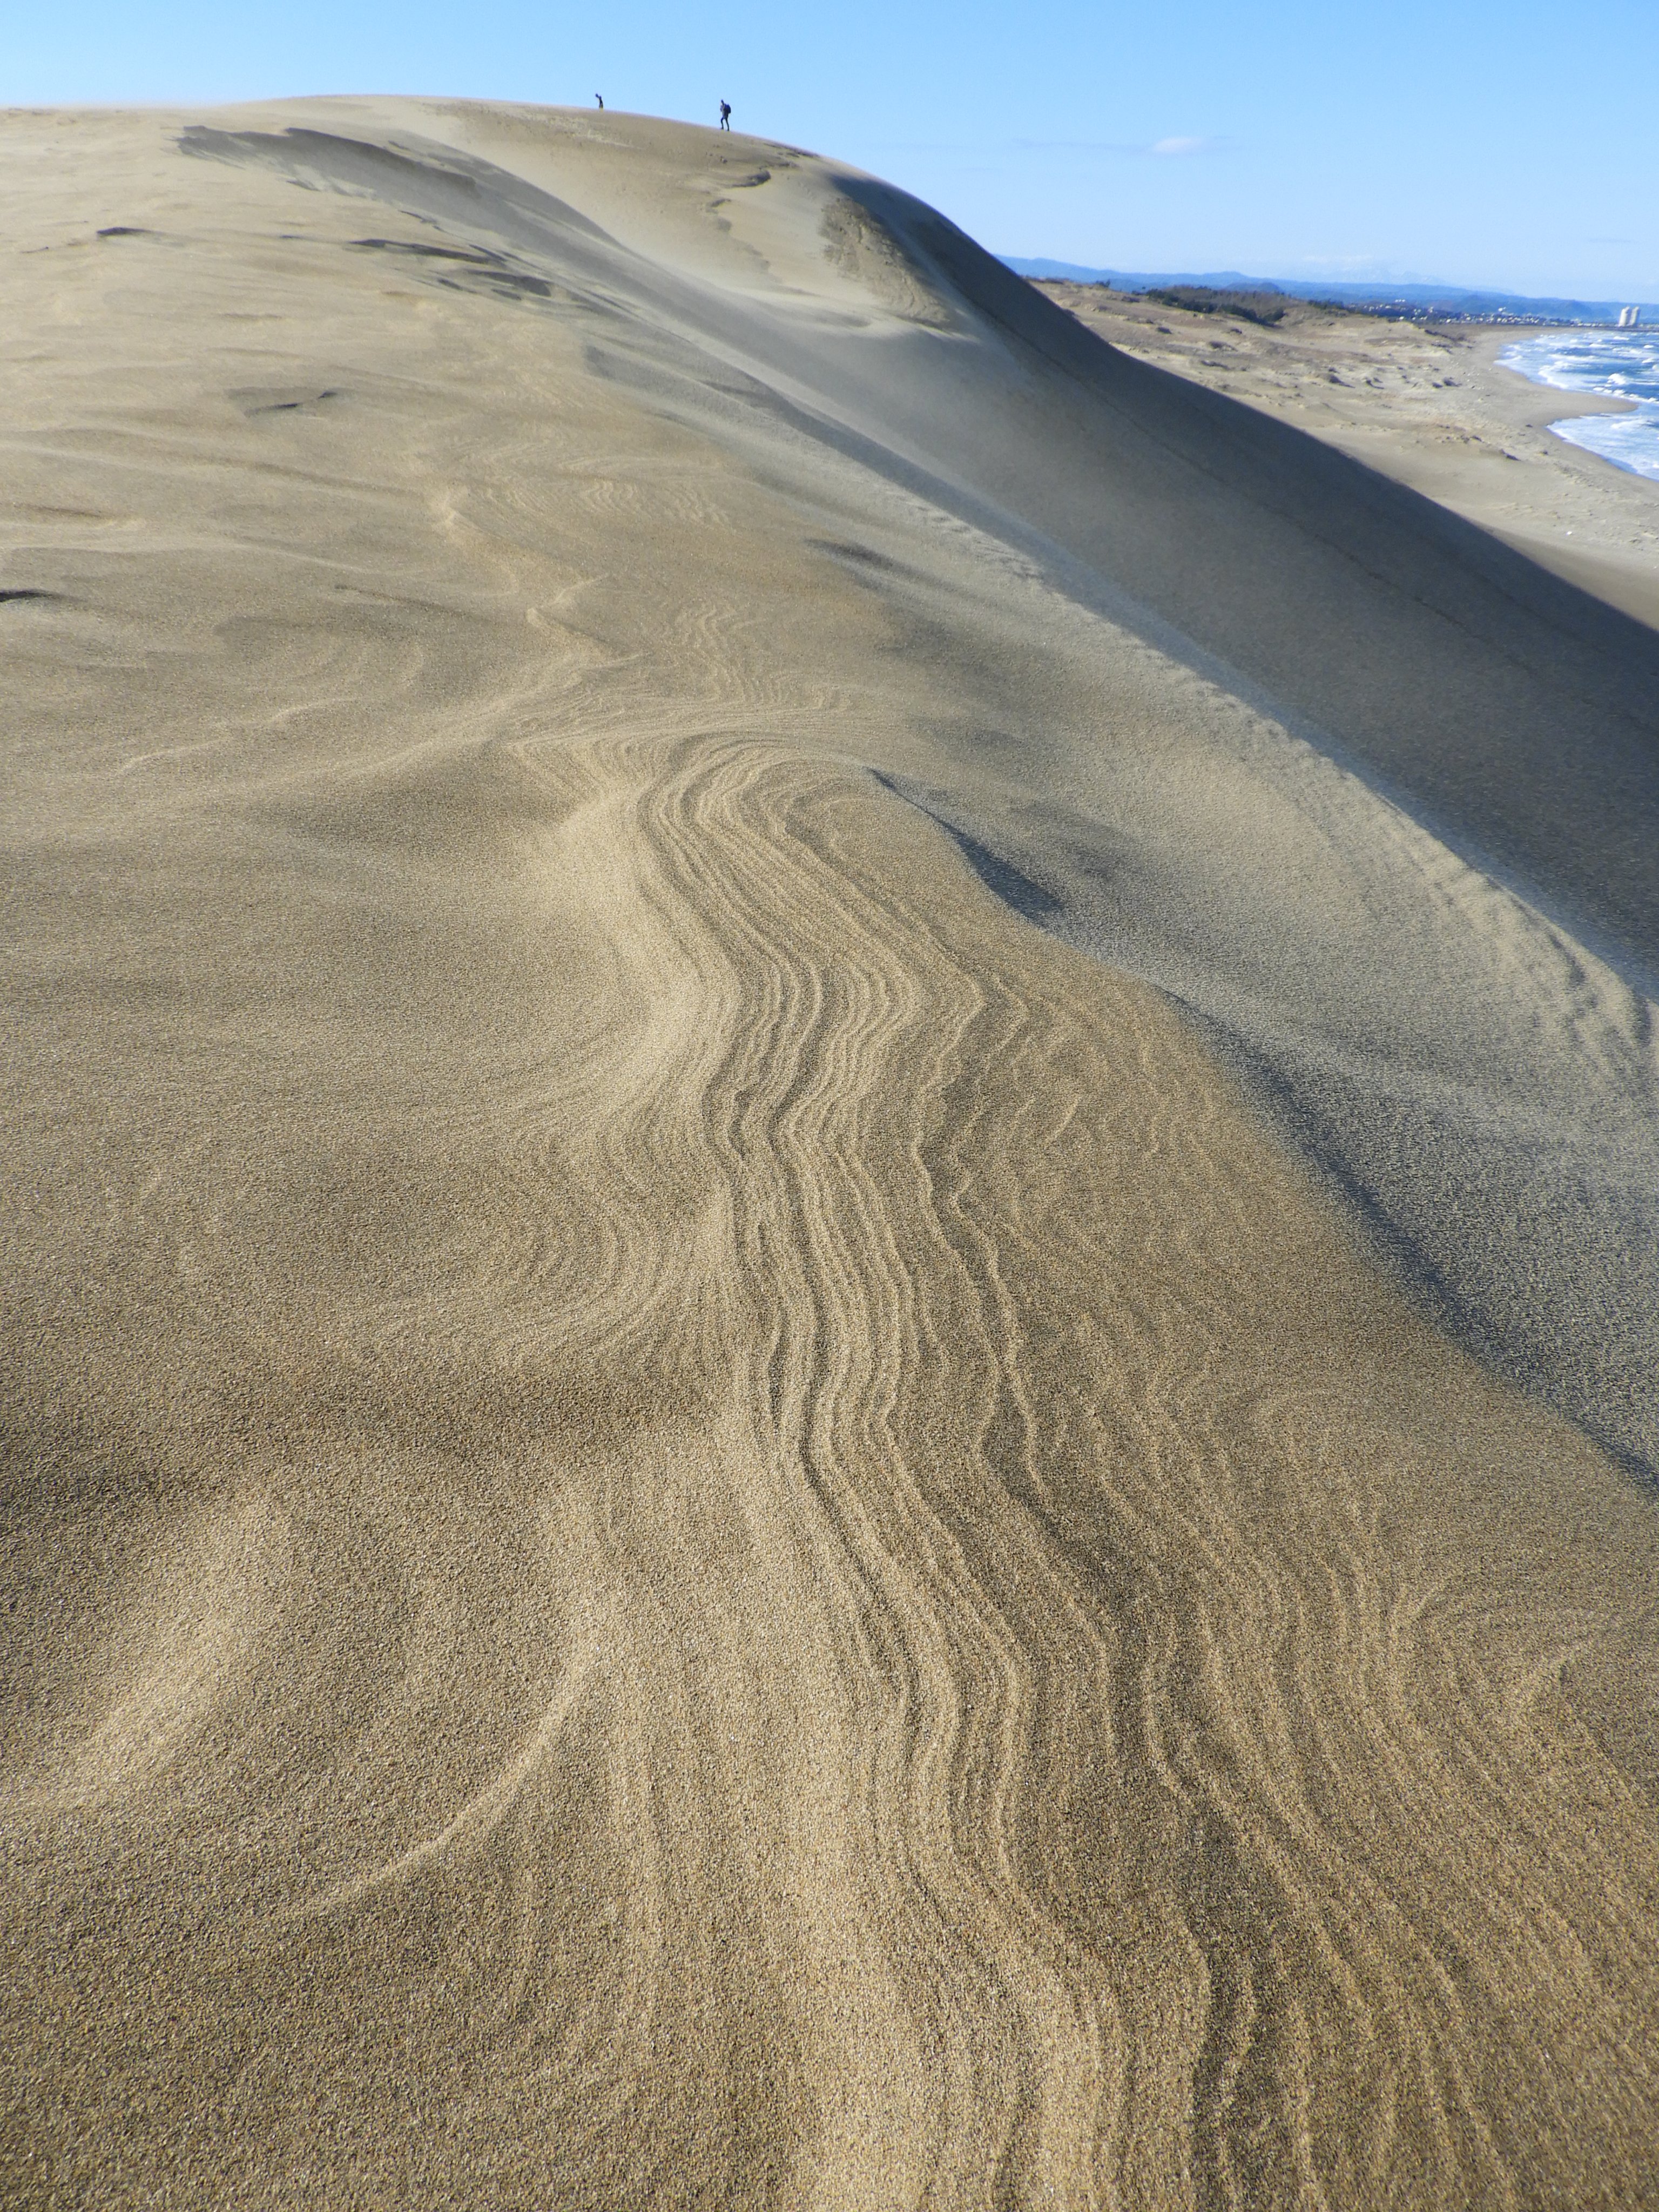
{"left": 2, "top": 100, "right": 1657, "bottom": 2210}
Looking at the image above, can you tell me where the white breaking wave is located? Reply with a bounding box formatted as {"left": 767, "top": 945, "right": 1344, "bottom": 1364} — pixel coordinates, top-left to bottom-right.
{"left": 1500, "top": 327, "right": 1659, "bottom": 481}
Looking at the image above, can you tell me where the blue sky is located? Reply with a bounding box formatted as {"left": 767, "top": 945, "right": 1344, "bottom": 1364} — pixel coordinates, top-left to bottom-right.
{"left": 9, "top": 2, "right": 1657, "bottom": 300}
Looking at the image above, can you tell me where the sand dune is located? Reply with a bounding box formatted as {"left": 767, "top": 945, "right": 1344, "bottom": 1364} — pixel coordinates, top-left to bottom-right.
{"left": 1035, "top": 282, "right": 1659, "bottom": 633}
{"left": 3, "top": 102, "right": 1657, "bottom": 2208}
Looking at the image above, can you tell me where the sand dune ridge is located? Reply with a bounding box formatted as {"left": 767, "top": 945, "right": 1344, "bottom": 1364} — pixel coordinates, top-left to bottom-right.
{"left": 3, "top": 99, "right": 1657, "bottom": 2207}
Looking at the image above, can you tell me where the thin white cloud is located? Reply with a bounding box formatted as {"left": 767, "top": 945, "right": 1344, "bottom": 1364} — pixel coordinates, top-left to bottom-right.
{"left": 1151, "top": 136, "right": 1210, "bottom": 156}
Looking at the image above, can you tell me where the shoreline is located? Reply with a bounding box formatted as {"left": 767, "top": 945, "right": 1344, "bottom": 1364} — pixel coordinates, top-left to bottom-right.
{"left": 1469, "top": 325, "right": 1638, "bottom": 422}
{"left": 1037, "top": 284, "right": 1659, "bottom": 629}
{"left": 1472, "top": 327, "right": 1659, "bottom": 621}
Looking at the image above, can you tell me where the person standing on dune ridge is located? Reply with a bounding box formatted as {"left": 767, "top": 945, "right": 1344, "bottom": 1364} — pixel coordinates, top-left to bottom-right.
{"left": 595, "top": 93, "right": 604, "bottom": 109}
{"left": 719, "top": 100, "right": 731, "bottom": 130}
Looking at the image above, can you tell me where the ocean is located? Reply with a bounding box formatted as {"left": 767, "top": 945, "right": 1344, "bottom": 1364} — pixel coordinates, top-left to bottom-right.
{"left": 1499, "top": 327, "right": 1659, "bottom": 482}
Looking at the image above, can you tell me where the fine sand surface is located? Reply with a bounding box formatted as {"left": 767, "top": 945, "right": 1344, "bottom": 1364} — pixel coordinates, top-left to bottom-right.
{"left": 3, "top": 101, "right": 1658, "bottom": 2209}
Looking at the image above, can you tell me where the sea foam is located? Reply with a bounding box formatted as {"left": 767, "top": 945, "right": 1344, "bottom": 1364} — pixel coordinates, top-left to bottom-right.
{"left": 1500, "top": 328, "right": 1659, "bottom": 482}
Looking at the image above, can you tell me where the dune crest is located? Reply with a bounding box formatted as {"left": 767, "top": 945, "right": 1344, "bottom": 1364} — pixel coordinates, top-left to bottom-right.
{"left": 3, "top": 100, "right": 1657, "bottom": 2207}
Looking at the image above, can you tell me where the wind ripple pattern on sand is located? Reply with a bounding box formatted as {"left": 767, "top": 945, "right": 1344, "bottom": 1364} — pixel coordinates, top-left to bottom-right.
{"left": 3, "top": 100, "right": 1658, "bottom": 2211}
{"left": 10, "top": 730, "right": 1657, "bottom": 2207}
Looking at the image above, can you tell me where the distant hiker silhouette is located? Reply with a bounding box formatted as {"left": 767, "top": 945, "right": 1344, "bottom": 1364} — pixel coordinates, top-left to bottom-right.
{"left": 719, "top": 100, "right": 731, "bottom": 130}
{"left": 595, "top": 94, "right": 604, "bottom": 109}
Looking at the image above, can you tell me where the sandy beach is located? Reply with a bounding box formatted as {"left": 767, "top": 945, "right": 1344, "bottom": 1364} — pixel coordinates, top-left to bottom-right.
{"left": 3, "top": 103, "right": 1657, "bottom": 2208}
{"left": 1037, "top": 280, "right": 1659, "bottom": 629}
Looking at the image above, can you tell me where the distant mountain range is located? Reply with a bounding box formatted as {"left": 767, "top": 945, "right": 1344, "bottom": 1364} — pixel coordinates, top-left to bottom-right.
{"left": 1002, "top": 259, "right": 1647, "bottom": 325}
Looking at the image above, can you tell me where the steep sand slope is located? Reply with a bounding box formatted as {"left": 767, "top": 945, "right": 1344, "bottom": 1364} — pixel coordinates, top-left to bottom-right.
{"left": 150, "top": 103, "right": 1659, "bottom": 1476}
{"left": 3, "top": 102, "right": 1657, "bottom": 2209}
{"left": 1033, "top": 283, "right": 1659, "bottom": 634}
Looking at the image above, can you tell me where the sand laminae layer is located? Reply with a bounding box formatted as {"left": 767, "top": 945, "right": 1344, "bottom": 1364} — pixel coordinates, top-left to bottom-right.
{"left": 2, "top": 101, "right": 1657, "bottom": 2209}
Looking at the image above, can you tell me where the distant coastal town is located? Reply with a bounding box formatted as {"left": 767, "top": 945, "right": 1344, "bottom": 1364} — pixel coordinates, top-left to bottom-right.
{"left": 1005, "top": 259, "right": 1648, "bottom": 328}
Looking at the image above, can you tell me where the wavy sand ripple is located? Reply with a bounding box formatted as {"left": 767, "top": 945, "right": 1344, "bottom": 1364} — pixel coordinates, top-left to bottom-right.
{"left": 3, "top": 100, "right": 1657, "bottom": 2209}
